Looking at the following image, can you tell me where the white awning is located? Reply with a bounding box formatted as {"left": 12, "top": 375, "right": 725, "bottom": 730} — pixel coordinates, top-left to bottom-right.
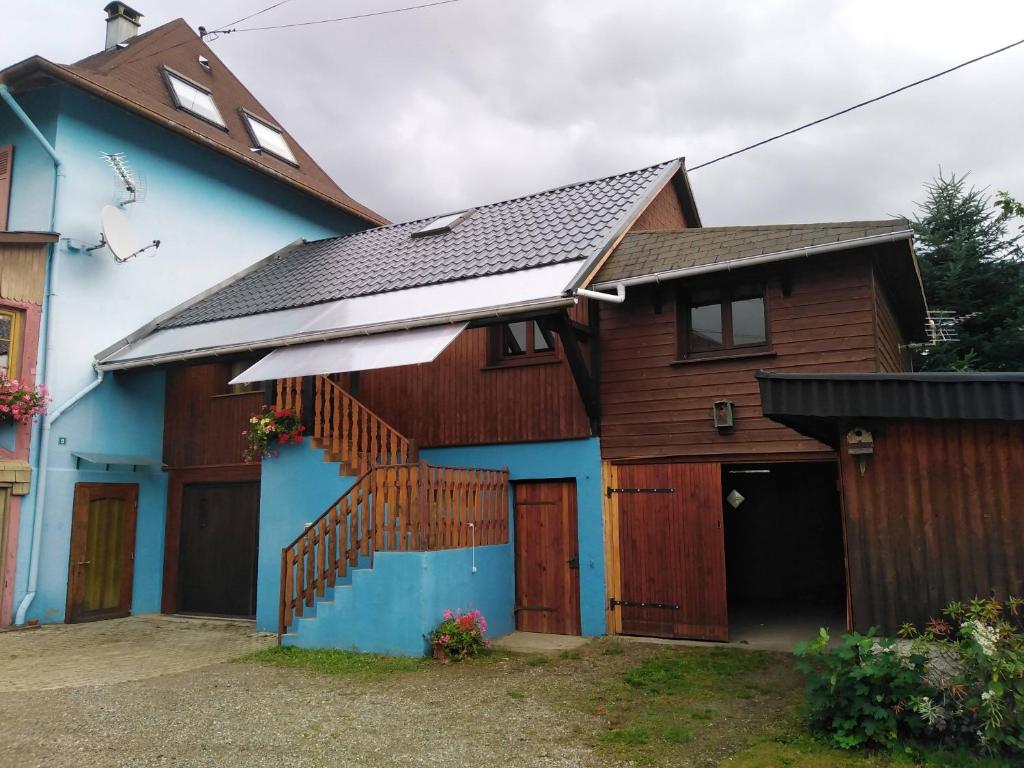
{"left": 228, "top": 323, "right": 468, "bottom": 383}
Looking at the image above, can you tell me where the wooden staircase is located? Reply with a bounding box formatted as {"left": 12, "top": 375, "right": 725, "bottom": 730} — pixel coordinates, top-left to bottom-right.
{"left": 275, "top": 375, "right": 509, "bottom": 639}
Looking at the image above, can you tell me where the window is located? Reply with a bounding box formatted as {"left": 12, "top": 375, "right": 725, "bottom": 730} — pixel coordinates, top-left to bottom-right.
{"left": 0, "top": 308, "right": 22, "bottom": 377}
{"left": 161, "top": 67, "right": 226, "bottom": 128}
{"left": 411, "top": 210, "right": 473, "bottom": 237}
{"left": 679, "top": 283, "right": 768, "bottom": 358}
{"left": 227, "top": 359, "right": 265, "bottom": 395}
{"left": 491, "top": 320, "right": 556, "bottom": 364}
{"left": 240, "top": 109, "right": 298, "bottom": 165}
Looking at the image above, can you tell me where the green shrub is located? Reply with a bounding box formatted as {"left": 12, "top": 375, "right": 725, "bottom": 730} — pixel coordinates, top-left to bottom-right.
{"left": 795, "top": 597, "right": 1024, "bottom": 759}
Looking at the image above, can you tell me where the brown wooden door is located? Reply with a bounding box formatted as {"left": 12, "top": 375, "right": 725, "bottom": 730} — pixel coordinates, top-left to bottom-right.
{"left": 178, "top": 482, "right": 259, "bottom": 617}
{"left": 514, "top": 480, "right": 581, "bottom": 635}
{"left": 616, "top": 463, "right": 728, "bottom": 641}
{"left": 66, "top": 483, "right": 139, "bottom": 623}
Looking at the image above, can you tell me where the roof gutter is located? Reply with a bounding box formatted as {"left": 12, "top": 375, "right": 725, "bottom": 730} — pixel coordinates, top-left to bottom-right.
{"left": 590, "top": 229, "right": 913, "bottom": 291}
{"left": 96, "top": 295, "right": 578, "bottom": 371}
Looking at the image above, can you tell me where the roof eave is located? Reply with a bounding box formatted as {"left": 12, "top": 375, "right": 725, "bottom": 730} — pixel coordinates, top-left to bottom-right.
{"left": 0, "top": 57, "right": 388, "bottom": 227}
{"left": 591, "top": 229, "right": 915, "bottom": 290}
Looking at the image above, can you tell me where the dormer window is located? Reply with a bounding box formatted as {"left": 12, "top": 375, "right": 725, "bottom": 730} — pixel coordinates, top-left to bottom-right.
{"left": 241, "top": 109, "right": 298, "bottom": 166}
{"left": 411, "top": 210, "right": 473, "bottom": 237}
{"left": 160, "top": 66, "right": 225, "bottom": 129}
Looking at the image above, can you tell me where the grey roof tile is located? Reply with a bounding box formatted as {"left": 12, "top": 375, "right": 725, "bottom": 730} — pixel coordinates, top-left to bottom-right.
{"left": 161, "top": 160, "right": 678, "bottom": 329}
{"left": 595, "top": 220, "right": 911, "bottom": 283}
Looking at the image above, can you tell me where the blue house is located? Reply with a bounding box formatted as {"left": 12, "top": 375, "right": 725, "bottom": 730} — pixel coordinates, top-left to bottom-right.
{"left": 0, "top": 4, "right": 384, "bottom": 627}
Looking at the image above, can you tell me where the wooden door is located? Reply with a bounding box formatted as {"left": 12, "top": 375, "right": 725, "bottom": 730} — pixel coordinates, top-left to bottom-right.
{"left": 66, "top": 483, "right": 139, "bottom": 623}
{"left": 514, "top": 480, "right": 581, "bottom": 635}
{"left": 616, "top": 463, "right": 728, "bottom": 641}
{"left": 178, "top": 482, "right": 259, "bottom": 617}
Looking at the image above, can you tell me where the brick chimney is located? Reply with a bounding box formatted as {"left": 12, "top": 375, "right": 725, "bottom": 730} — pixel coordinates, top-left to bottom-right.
{"left": 104, "top": 2, "right": 143, "bottom": 49}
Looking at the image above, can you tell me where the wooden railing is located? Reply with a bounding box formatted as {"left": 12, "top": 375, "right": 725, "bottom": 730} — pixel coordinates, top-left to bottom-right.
{"left": 315, "top": 376, "right": 414, "bottom": 473}
{"left": 274, "top": 377, "right": 304, "bottom": 419}
{"left": 279, "top": 462, "right": 509, "bottom": 637}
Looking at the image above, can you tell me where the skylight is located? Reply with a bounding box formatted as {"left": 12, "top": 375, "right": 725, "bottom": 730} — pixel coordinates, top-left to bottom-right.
{"left": 161, "top": 67, "right": 225, "bottom": 128}
{"left": 412, "top": 211, "right": 471, "bottom": 237}
{"left": 241, "top": 110, "right": 298, "bottom": 165}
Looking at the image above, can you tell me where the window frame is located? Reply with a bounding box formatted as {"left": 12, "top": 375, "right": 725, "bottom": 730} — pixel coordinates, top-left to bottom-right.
{"left": 0, "top": 306, "right": 23, "bottom": 378}
{"left": 677, "top": 281, "right": 771, "bottom": 361}
{"left": 160, "top": 66, "right": 227, "bottom": 130}
{"left": 239, "top": 108, "right": 299, "bottom": 167}
{"left": 486, "top": 319, "right": 560, "bottom": 368}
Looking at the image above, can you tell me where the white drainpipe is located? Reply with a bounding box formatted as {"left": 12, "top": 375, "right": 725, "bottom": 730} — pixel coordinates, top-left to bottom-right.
{"left": 0, "top": 83, "right": 74, "bottom": 625}
{"left": 576, "top": 284, "right": 626, "bottom": 304}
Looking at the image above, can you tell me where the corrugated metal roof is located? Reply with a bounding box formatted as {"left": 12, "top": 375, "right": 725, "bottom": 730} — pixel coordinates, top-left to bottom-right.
{"left": 758, "top": 372, "right": 1024, "bottom": 432}
{"left": 595, "top": 220, "right": 911, "bottom": 284}
{"left": 158, "top": 160, "right": 679, "bottom": 329}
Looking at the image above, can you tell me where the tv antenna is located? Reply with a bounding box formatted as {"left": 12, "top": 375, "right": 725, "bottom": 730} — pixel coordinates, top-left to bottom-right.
{"left": 902, "top": 309, "right": 968, "bottom": 351}
{"left": 101, "top": 152, "right": 145, "bottom": 206}
{"left": 87, "top": 205, "right": 160, "bottom": 263}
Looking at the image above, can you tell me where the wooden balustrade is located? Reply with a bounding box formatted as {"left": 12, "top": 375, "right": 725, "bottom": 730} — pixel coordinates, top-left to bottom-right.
{"left": 274, "top": 377, "right": 304, "bottom": 419}
{"left": 279, "top": 461, "right": 509, "bottom": 637}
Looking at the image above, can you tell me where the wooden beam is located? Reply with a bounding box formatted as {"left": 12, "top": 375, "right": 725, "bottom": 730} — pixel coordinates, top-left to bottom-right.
{"left": 549, "top": 311, "right": 600, "bottom": 431}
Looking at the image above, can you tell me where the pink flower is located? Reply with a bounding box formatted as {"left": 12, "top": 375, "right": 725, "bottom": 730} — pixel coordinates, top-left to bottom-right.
{"left": 443, "top": 609, "right": 453, "bottom": 620}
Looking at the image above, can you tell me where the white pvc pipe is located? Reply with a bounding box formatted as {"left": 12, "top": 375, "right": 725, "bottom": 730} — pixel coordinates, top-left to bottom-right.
{"left": 576, "top": 284, "right": 626, "bottom": 303}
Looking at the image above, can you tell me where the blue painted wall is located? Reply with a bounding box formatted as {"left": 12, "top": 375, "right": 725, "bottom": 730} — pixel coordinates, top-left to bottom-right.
{"left": 256, "top": 440, "right": 355, "bottom": 632}
{"left": 14, "top": 369, "right": 168, "bottom": 622}
{"left": 284, "top": 545, "right": 514, "bottom": 656}
{"left": 422, "top": 438, "right": 606, "bottom": 637}
{"left": 2, "top": 82, "right": 371, "bottom": 624}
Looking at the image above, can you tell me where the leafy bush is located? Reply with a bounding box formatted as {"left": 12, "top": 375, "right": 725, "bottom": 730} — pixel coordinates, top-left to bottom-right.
{"left": 796, "top": 597, "right": 1024, "bottom": 758}
{"left": 428, "top": 608, "right": 490, "bottom": 662}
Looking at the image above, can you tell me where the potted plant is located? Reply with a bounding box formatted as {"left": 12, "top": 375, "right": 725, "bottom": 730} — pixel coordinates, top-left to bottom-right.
{"left": 242, "top": 405, "right": 305, "bottom": 462}
{"left": 0, "top": 375, "right": 49, "bottom": 425}
{"left": 429, "top": 609, "right": 491, "bottom": 662}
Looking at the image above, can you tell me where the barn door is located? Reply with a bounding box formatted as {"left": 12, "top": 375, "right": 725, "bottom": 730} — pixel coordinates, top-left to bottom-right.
{"left": 66, "top": 483, "right": 139, "bottom": 623}
{"left": 514, "top": 480, "right": 581, "bottom": 635}
{"left": 178, "top": 482, "right": 259, "bottom": 617}
{"left": 615, "top": 463, "right": 728, "bottom": 641}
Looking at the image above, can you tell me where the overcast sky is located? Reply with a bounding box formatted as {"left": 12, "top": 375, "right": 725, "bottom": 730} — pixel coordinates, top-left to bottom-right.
{"left": 3, "top": 0, "right": 1023, "bottom": 224}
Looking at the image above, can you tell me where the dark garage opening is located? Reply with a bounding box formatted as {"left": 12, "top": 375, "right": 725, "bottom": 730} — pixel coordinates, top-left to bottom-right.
{"left": 722, "top": 461, "right": 847, "bottom": 645}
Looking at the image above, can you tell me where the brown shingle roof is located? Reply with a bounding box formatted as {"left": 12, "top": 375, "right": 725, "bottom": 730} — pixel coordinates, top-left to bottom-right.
{"left": 1, "top": 19, "right": 386, "bottom": 226}
{"left": 595, "top": 220, "right": 912, "bottom": 284}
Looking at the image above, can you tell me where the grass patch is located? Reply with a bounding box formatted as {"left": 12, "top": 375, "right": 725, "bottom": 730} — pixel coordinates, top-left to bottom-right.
{"left": 506, "top": 689, "right": 525, "bottom": 700}
{"left": 623, "top": 646, "right": 770, "bottom": 697}
{"left": 241, "top": 646, "right": 426, "bottom": 678}
{"left": 525, "top": 655, "right": 550, "bottom": 666}
{"left": 559, "top": 649, "right": 583, "bottom": 660}
{"left": 600, "top": 727, "right": 650, "bottom": 746}
{"left": 602, "top": 645, "right": 625, "bottom": 656}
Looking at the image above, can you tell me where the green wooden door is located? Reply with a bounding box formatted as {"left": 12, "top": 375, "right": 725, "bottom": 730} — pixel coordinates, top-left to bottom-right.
{"left": 67, "top": 484, "right": 138, "bottom": 623}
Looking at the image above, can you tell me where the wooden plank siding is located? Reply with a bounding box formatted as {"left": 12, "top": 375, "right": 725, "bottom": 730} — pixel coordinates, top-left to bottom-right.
{"left": 355, "top": 303, "right": 593, "bottom": 447}
{"left": 629, "top": 183, "right": 688, "bottom": 231}
{"left": 599, "top": 253, "right": 883, "bottom": 462}
{"left": 840, "top": 419, "right": 1024, "bottom": 634}
{"left": 163, "top": 363, "right": 264, "bottom": 468}
{"left": 874, "top": 276, "right": 912, "bottom": 372}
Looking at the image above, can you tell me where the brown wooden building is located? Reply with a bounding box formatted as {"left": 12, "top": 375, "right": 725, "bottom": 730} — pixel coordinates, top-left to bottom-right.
{"left": 759, "top": 372, "right": 1024, "bottom": 634}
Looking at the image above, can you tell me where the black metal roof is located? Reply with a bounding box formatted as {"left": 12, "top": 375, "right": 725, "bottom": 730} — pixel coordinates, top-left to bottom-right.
{"left": 757, "top": 371, "right": 1024, "bottom": 446}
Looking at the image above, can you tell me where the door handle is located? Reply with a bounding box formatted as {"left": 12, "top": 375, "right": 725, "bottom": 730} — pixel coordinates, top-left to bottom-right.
{"left": 567, "top": 554, "right": 580, "bottom": 570}
{"left": 78, "top": 561, "right": 91, "bottom": 566}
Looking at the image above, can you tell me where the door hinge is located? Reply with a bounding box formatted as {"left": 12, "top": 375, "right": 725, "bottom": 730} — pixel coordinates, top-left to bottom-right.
{"left": 606, "top": 487, "right": 675, "bottom": 498}
{"left": 609, "top": 598, "right": 679, "bottom": 610}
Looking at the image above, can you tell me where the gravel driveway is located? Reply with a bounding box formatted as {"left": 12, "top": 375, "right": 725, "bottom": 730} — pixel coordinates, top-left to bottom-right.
{"left": 0, "top": 616, "right": 608, "bottom": 768}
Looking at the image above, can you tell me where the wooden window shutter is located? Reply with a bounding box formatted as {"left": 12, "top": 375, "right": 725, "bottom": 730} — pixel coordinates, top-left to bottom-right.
{"left": 0, "top": 144, "right": 13, "bottom": 231}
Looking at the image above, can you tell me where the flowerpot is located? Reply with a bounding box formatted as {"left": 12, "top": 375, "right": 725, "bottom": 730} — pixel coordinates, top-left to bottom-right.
{"left": 431, "top": 644, "right": 449, "bottom": 662}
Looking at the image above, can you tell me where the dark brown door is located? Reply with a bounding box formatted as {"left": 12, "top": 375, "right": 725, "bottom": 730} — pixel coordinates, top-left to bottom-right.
{"left": 514, "top": 480, "right": 581, "bottom": 635}
{"left": 178, "top": 482, "right": 259, "bottom": 617}
{"left": 66, "top": 483, "right": 139, "bottom": 623}
{"left": 617, "top": 463, "right": 728, "bottom": 641}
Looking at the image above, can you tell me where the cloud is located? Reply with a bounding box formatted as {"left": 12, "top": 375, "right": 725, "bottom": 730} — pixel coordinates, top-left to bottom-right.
{"left": 4, "top": 0, "right": 1023, "bottom": 225}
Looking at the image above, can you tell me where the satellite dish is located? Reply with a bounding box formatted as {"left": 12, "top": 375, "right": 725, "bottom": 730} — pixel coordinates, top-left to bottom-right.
{"left": 93, "top": 205, "right": 160, "bottom": 263}
{"left": 101, "top": 205, "right": 137, "bottom": 260}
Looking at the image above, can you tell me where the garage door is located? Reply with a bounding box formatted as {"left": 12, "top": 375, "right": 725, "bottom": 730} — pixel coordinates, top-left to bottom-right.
{"left": 614, "top": 463, "right": 728, "bottom": 641}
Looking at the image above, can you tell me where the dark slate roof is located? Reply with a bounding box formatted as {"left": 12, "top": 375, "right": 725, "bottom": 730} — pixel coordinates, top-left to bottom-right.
{"left": 1, "top": 20, "right": 386, "bottom": 225}
{"left": 159, "top": 160, "right": 679, "bottom": 329}
{"left": 758, "top": 371, "right": 1024, "bottom": 446}
{"left": 594, "top": 220, "right": 911, "bottom": 284}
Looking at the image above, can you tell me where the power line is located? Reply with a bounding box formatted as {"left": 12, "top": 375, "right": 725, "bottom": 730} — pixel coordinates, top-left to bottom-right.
{"left": 688, "top": 36, "right": 1024, "bottom": 172}
{"left": 216, "top": 0, "right": 463, "bottom": 34}
{"left": 218, "top": 0, "right": 298, "bottom": 31}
